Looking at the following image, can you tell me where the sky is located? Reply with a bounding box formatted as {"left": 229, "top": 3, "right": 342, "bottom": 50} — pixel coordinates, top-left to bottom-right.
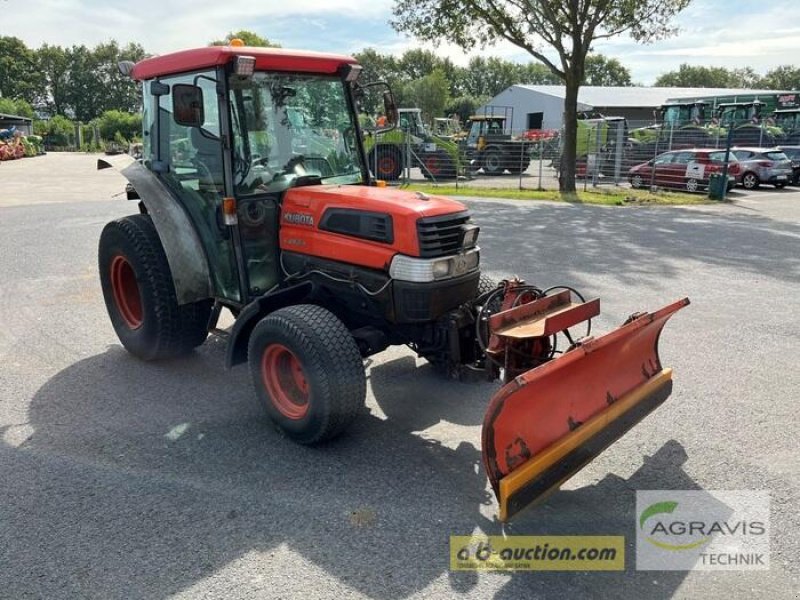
{"left": 4, "top": 0, "right": 799, "bottom": 85}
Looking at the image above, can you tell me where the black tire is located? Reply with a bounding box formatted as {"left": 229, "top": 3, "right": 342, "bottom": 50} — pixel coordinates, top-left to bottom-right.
{"left": 248, "top": 304, "right": 366, "bottom": 444}
{"left": 477, "top": 274, "right": 500, "bottom": 299}
{"left": 742, "top": 172, "right": 760, "bottom": 190}
{"left": 421, "top": 150, "right": 457, "bottom": 180}
{"left": 482, "top": 148, "right": 505, "bottom": 175}
{"left": 630, "top": 174, "right": 644, "bottom": 189}
{"left": 99, "top": 214, "right": 212, "bottom": 360}
{"left": 369, "top": 145, "right": 402, "bottom": 181}
{"left": 775, "top": 183, "right": 786, "bottom": 189}
{"left": 685, "top": 178, "right": 700, "bottom": 193}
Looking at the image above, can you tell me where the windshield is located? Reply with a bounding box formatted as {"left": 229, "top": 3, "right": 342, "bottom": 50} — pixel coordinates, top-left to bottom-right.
{"left": 228, "top": 72, "right": 363, "bottom": 196}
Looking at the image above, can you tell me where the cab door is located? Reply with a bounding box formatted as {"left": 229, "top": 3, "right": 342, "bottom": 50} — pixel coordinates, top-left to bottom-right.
{"left": 143, "top": 71, "right": 242, "bottom": 303}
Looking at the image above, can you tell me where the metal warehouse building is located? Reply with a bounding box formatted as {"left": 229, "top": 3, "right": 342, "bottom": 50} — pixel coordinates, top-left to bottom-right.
{"left": 481, "top": 85, "right": 788, "bottom": 133}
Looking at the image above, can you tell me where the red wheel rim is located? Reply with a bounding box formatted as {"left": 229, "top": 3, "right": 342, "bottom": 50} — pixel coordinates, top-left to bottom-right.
{"left": 110, "top": 255, "right": 143, "bottom": 329}
{"left": 261, "top": 344, "right": 310, "bottom": 420}
{"left": 377, "top": 155, "right": 397, "bottom": 176}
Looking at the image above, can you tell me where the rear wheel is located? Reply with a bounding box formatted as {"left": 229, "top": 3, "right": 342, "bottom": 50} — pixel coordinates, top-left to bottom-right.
{"left": 630, "top": 174, "right": 644, "bottom": 189}
{"left": 99, "top": 215, "right": 212, "bottom": 360}
{"left": 742, "top": 172, "right": 760, "bottom": 189}
{"left": 775, "top": 182, "right": 786, "bottom": 189}
{"left": 421, "top": 150, "right": 456, "bottom": 180}
{"left": 369, "top": 146, "right": 402, "bottom": 181}
{"left": 248, "top": 304, "right": 366, "bottom": 444}
{"left": 482, "top": 149, "right": 505, "bottom": 175}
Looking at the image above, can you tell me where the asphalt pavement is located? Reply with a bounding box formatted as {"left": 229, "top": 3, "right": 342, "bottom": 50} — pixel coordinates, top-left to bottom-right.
{"left": 0, "top": 154, "right": 798, "bottom": 599}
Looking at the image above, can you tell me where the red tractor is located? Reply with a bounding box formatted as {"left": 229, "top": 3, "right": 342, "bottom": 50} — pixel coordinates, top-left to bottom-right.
{"left": 98, "top": 41, "right": 688, "bottom": 521}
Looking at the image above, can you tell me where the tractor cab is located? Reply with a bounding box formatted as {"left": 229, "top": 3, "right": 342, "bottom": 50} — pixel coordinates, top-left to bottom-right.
{"left": 716, "top": 100, "right": 765, "bottom": 126}
{"left": 660, "top": 101, "right": 708, "bottom": 127}
{"left": 465, "top": 116, "right": 508, "bottom": 149}
{"left": 397, "top": 108, "right": 427, "bottom": 138}
{"left": 124, "top": 44, "right": 395, "bottom": 304}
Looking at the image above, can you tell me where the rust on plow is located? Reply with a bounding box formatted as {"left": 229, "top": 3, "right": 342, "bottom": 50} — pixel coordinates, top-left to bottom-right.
{"left": 481, "top": 297, "right": 690, "bottom": 521}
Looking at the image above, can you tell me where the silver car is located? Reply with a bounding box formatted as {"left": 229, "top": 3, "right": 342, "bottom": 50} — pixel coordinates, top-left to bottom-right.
{"left": 731, "top": 147, "right": 793, "bottom": 189}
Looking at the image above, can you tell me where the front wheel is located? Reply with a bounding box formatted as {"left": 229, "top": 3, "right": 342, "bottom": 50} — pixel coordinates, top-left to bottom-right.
{"left": 248, "top": 304, "right": 366, "bottom": 444}
{"left": 685, "top": 178, "right": 699, "bottom": 193}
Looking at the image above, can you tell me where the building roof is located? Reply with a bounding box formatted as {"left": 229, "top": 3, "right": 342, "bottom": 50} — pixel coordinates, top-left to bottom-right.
{"left": 506, "top": 85, "right": 793, "bottom": 108}
{"left": 0, "top": 112, "right": 33, "bottom": 122}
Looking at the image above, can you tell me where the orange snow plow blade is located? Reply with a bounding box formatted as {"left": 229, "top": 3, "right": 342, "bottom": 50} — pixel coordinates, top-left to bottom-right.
{"left": 482, "top": 298, "right": 689, "bottom": 521}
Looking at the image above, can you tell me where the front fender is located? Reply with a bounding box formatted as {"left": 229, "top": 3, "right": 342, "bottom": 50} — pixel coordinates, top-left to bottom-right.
{"left": 98, "top": 155, "right": 212, "bottom": 305}
{"left": 225, "top": 282, "right": 314, "bottom": 369}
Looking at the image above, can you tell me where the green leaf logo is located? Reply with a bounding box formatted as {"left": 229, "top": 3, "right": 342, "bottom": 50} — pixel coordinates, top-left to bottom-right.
{"left": 639, "top": 500, "right": 710, "bottom": 551}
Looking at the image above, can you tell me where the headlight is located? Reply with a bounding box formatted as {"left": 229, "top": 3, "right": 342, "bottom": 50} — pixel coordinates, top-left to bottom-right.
{"left": 461, "top": 225, "right": 480, "bottom": 249}
{"left": 389, "top": 249, "right": 480, "bottom": 282}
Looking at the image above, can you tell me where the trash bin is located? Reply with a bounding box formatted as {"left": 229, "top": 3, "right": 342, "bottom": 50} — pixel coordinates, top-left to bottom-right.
{"left": 708, "top": 173, "right": 726, "bottom": 200}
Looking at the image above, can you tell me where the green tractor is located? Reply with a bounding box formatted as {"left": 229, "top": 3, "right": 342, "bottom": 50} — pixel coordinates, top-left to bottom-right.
{"left": 629, "top": 101, "right": 725, "bottom": 151}
{"left": 363, "top": 108, "right": 462, "bottom": 181}
{"left": 716, "top": 101, "right": 782, "bottom": 146}
{"left": 561, "top": 114, "right": 628, "bottom": 177}
{"left": 770, "top": 108, "right": 800, "bottom": 144}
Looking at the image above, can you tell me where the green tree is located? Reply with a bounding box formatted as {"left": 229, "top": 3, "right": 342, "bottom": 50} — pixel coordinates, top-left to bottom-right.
{"left": 210, "top": 30, "right": 281, "bottom": 47}
{"left": 518, "top": 62, "right": 561, "bottom": 85}
{"left": 729, "top": 67, "right": 763, "bottom": 89}
{"left": 0, "top": 97, "right": 34, "bottom": 118}
{"left": 654, "top": 63, "right": 735, "bottom": 87}
{"left": 583, "top": 54, "right": 632, "bottom": 86}
{"left": 458, "top": 56, "right": 527, "bottom": 98}
{"left": 94, "top": 109, "right": 142, "bottom": 142}
{"left": 392, "top": 0, "right": 691, "bottom": 193}
{"left": 34, "top": 114, "right": 75, "bottom": 147}
{"left": 761, "top": 65, "right": 800, "bottom": 90}
{"left": 0, "top": 36, "right": 39, "bottom": 103}
{"left": 399, "top": 68, "right": 451, "bottom": 123}
{"left": 444, "top": 95, "right": 488, "bottom": 122}
{"left": 353, "top": 48, "right": 401, "bottom": 87}
{"left": 35, "top": 44, "right": 70, "bottom": 116}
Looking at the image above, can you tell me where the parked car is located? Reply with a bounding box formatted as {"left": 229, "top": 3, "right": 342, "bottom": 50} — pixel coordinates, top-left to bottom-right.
{"left": 730, "top": 147, "right": 793, "bottom": 189}
{"left": 776, "top": 146, "right": 800, "bottom": 185}
{"left": 628, "top": 148, "right": 738, "bottom": 193}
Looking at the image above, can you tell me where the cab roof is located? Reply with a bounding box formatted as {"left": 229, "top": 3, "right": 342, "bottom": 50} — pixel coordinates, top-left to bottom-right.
{"left": 131, "top": 45, "right": 358, "bottom": 81}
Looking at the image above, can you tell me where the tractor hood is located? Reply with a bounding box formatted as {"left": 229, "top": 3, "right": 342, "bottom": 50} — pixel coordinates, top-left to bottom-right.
{"left": 283, "top": 184, "right": 466, "bottom": 219}
{"left": 280, "top": 184, "right": 473, "bottom": 270}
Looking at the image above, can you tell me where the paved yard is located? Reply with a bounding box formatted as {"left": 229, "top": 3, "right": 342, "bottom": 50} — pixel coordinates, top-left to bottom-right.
{"left": 0, "top": 153, "right": 798, "bottom": 599}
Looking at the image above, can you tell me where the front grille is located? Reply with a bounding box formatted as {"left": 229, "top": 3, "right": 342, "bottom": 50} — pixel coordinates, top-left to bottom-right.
{"left": 417, "top": 211, "right": 471, "bottom": 258}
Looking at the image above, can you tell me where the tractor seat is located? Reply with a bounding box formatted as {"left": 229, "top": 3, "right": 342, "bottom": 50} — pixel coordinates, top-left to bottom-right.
{"left": 190, "top": 127, "right": 223, "bottom": 191}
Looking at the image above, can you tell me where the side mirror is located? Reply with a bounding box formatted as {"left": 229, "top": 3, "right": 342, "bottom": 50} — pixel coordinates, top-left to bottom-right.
{"left": 172, "top": 84, "right": 204, "bottom": 128}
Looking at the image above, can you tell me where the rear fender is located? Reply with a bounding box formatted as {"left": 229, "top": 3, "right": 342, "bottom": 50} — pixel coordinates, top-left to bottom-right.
{"left": 225, "top": 281, "right": 314, "bottom": 368}
{"left": 98, "top": 155, "right": 212, "bottom": 305}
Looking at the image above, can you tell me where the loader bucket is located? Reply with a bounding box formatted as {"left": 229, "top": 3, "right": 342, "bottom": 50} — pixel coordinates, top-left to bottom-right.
{"left": 482, "top": 298, "right": 689, "bottom": 521}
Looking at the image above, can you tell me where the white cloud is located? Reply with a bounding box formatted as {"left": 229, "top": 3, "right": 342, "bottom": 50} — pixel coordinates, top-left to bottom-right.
{"left": 5, "top": 0, "right": 799, "bottom": 85}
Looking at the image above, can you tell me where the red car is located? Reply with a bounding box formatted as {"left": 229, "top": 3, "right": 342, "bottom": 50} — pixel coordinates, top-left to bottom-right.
{"left": 628, "top": 149, "right": 739, "bottom": 192}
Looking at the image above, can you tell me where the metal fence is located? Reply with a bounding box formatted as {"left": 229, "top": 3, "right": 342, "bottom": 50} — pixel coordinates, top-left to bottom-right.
{"left": 381, "top": 117, "right": 787, "bottom": 192}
